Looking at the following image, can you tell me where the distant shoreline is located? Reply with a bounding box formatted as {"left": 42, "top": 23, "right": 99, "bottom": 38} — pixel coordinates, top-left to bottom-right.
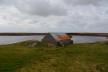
{"left": 0, "top": 33, "right": 107, "bottom": 36}
{"left": 0, "top": 36, "right": 107, "bottom": 45}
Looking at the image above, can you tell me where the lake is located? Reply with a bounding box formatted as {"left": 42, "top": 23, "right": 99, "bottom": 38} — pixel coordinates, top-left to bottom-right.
{"left": 0, "top": 36, "right": 44, "bottom": 45}
{"left": 73, "top": 36, "right": 108, "bottom": 43}
{"left": 0, "top": 36, "right": 107, "bottom": 45}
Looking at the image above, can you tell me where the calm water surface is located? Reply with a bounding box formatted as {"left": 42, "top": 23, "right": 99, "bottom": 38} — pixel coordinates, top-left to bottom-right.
{"left": 0, "top": 36, "right": 44, "bottom": 45}
{"left": 0, "top": 36, "right": 107, "bottom": 45}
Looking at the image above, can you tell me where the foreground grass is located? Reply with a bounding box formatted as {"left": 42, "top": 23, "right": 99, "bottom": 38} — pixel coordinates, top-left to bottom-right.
{"left": 0, "top": 42, "right": 108, "bottom": 72}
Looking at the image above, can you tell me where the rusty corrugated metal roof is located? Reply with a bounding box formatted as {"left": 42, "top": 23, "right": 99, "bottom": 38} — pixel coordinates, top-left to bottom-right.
{"left": 51, "top": 33, "right": 71, "bottom": 41}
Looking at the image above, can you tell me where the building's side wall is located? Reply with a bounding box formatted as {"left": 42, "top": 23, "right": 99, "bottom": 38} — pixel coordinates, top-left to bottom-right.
{"left": 42, "top": 34, "right": 57, "bottom": 46}
{"left": 57, "top": 40, "right": 73, "bottom": 46}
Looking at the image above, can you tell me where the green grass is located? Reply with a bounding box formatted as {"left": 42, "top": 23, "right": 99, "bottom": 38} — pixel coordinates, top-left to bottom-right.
{"left": 0, "top": 42, "right": 108, "bottom": 72}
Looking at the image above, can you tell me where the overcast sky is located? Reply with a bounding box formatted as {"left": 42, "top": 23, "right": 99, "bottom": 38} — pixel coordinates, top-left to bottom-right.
{"left": 0, "top": 0, "right": 108, "bottom": 33}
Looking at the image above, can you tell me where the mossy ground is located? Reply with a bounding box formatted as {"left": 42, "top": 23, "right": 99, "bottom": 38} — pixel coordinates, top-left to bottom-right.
{"left": 0, "top": 42, "right": 108, "bottom": 72}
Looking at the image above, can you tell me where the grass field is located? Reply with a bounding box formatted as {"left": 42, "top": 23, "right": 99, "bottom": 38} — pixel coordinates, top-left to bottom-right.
{"left": 0, "top": 42, "right": 108, "bottom": 72}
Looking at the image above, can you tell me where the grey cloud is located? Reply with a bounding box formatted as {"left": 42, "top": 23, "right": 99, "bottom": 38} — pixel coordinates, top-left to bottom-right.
{"left": 15, "top": 0, "right": 67, "bottom": 17}
{"left": 63, "top": 0, "right": 105, "bottom": 6}
{"left": 56, "top": 5, "right": 108, "bottom": 32}
{"left": 0, "top": 0, "right": 15, "bottom": 5}
{"left": 0, "top": 0, "right": 108, "bottom": 32}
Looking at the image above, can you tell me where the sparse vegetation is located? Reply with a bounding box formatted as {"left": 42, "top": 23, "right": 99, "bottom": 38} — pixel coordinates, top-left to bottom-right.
{"left": 0, "top": 41, "right": 108, "bottom": 72}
